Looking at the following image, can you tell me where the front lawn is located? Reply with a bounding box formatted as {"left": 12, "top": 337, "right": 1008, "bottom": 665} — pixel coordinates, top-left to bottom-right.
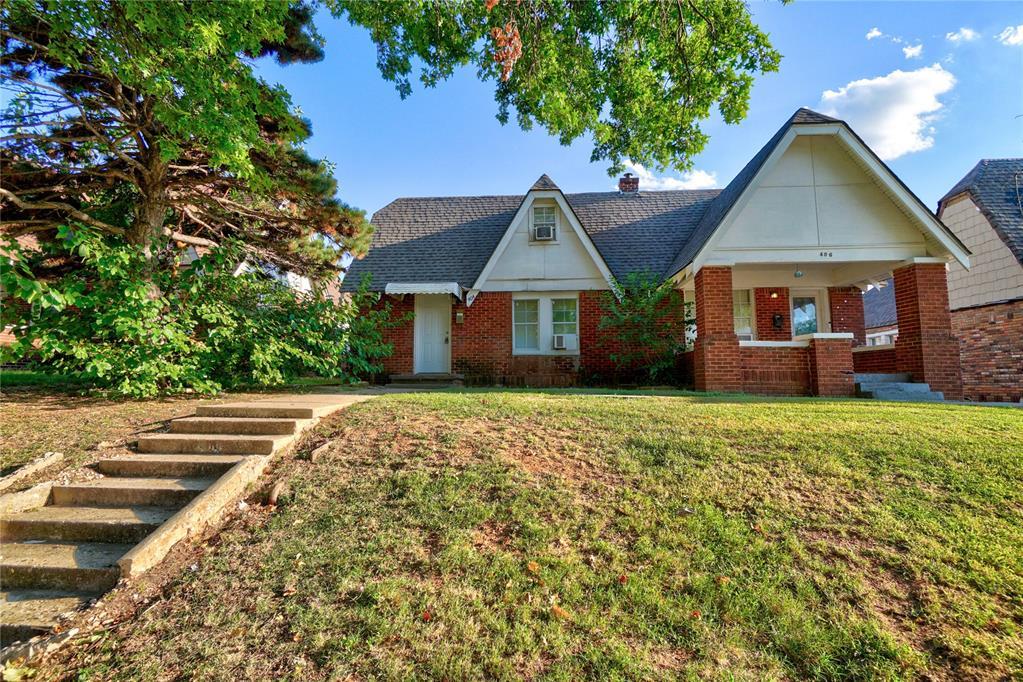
{"left": 46, "top": 393, "right": 1022, "bottom": 680}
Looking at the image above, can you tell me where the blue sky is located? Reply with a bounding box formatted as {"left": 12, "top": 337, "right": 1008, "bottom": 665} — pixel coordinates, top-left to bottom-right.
{"left": 255, "top": 2, "right": 1022, "bottom": 219}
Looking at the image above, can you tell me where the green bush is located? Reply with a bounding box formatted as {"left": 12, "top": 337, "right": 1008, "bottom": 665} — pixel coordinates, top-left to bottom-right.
{"left": 596, "top": 271, "right": 691, "bottom": 384}
{"left": 1, "top": 227, "right": 398, "bottom": 397}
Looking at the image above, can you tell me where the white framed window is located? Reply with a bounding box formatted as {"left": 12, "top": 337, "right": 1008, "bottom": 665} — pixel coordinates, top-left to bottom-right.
{"left": 511, "top": 293, "right": 580, "bottom": 354}
{"left": 513, "top": 299, "right": 540, "bottom": 350}
{"left": 791, "top": 294, "right": 819, "bottom": 336}
{"left": 733, "top": 289, "right": 754, "bottom": 340}
{"left": 531, "top": 205, "right": 557, "bottom": 241}
{"left": 552, "top": 298, "right": 577, "bottom": 336}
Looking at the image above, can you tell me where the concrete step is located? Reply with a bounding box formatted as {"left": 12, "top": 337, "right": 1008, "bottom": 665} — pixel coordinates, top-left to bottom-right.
{"left": 50, "top": 477, "right": 213, "bottom": 508}
{"left": 0, "top": 506, "right": 176, "bottom": 544}
{"left": 853, "top": 372, "right": 911, "bottom": 384}
{"left": 97, "top": 454, "right": 243, "bottom": 478}
{"left": 856, "top": 381, "right": 935, "bottom": 394}
{"left": 136, "top": 433, "right": 287, "bottom": 455}
{"left": 0, "top": 541, "right": 130, "bottom": 592}
{"left": 169, "top": 417, "right": 299, "bottom": 436}
{"left": 389, "top": 373, "right": 464, "bottom": 388}
{"left": 195, "top": 404, "right": 317, "bottom": 419}
{"left": 387, "top": 383, "right": 458, "bottom": 389}
{"left": 861, "top": 387, "right": 945, "bottom": 402}
{"left": 1, "top": 589, "right": 100, "bottom": 646}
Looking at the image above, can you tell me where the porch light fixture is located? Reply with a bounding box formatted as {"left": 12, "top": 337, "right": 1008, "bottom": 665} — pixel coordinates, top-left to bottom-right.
{"left": 793, "top": 268, "right": 804, "bottom": 279}
{"left": 770, "top": 291, "right": 779, "bottom": 299}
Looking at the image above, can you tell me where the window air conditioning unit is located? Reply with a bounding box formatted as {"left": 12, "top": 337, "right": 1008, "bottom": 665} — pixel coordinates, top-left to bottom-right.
{"left": 533, "top": 224, "right": 555, "bottom": 241}
{"left": 553, "top": 333, "right": 577, "bottom": 351}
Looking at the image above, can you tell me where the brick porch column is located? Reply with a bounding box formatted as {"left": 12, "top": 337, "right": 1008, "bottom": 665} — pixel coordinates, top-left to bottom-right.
{"left": 828, "top": 286, "right": 866, "bottom": 346}
{"left": 893, "top": 262, "right": 963, "bottom": 399}
{"left": 694, "top": 266, "right": 741, "bottom": 392}
{"left": 808, "top": 335, "right": 855, "bottom": 396}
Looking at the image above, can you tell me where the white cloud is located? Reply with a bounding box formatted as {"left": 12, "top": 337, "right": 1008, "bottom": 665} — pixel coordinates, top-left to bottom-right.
{"left": 902, "top": 44, "right": 923, "bottom": 59}
{"left": 996, "top": 25, "right": 1023, "bottom": 46}
{"left": 622, "top": 162, "right": 718, "bottom": 191}
{"left": 818, "top": 63, "right": 956, "bottom": 160}
{"left": 945, "top": 27, "right": 978, "bottom": 43}
{"left": 866, "top": 27, "right": 883, "bottom": 40}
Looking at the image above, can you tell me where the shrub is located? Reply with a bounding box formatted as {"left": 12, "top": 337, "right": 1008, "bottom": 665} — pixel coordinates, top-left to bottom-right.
{"left": 596, "top": 271, "right": 691, "bottom": 384}
{"left": 1, "top": 227, "right": 397, "bottom": 397}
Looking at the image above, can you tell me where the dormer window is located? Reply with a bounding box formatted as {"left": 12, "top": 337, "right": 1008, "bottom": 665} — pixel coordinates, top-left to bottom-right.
{"left": 532, "top": 205, "right": 557, "bottom": 241}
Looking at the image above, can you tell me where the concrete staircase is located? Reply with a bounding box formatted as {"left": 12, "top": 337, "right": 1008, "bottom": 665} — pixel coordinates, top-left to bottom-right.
{"left": 854, "top": 373, "right": 945, "bottom": 402}
{"left": 0, "top": 393, "right": 370, "bottom": 651}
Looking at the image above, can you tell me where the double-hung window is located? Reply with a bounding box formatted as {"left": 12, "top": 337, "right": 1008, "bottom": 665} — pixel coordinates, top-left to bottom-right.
{"left": 733, "top": 290, "right": 754, "bottom": 340}
{"left": 552, "top": 298, "right": 577, "bottom": 336}
{"left": 532, "top": 206, "right": 557, "bottom": 241}
{"left": 513, "top": 299, "right": 540, "bottom": 350}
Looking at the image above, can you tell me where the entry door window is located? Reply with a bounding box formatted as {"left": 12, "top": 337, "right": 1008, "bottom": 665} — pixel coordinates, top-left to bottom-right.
{"left": 792, "top": 296, "right": 818, "bottom": 336}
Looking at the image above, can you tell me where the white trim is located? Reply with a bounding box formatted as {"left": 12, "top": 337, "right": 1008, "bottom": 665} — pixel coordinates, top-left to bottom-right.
{"left": 896, "top": 257, "right": 947, "bottom": 267}
{"left": 386, "top": 282, "right": 461, "bottom": 299}
{"left": 793, "top": 332, "right": 854, "bottom": 341}
{"left": 690, "top": 125, "right": 971, "bottom": 272}
{"left": 468, "top": 189, "right": 616, "bottom": 306}
{"left": 740, "top": 340, "right": 809, "bottom": 348}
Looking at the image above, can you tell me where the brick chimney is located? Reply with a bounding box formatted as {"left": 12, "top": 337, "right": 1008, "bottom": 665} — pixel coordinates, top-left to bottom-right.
{"left": 618, "top": 172, "right": 639, "bottom": 193}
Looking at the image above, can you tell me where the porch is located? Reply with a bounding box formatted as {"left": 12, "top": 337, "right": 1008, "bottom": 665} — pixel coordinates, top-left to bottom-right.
{"left": 682, "top": 259, "right": 964, "bottom": 398}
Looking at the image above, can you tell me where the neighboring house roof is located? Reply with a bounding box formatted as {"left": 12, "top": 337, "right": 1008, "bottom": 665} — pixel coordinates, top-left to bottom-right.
{"left": 343, "top": 107, "right": 965, "bottom": 292}
{"left": 938, "top": 158, "right": 1023, "bottom": 264}
{"left": 863, "top": 279, "right": 897, "bottom": 329}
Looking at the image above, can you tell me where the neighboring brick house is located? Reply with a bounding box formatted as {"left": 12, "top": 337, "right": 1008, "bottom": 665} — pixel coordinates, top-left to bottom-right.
{"left": 345, "top": 108, "right": 970, "bottom": 396}
{"left": 939, "top": 159, "right": 1023, "bottom": 402}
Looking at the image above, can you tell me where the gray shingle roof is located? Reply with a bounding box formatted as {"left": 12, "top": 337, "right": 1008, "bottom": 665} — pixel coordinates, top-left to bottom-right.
{"left": 863, "top": 279, "right": 897, "bottom": 329}
{"left": 530, "top": 174, "right": 560, "bottom": 191}
{"left": 343, "top": 189, "right": 720, "bottom": 291}
{"left": 938, "top": 158, "right": 1023, "bottom": 264}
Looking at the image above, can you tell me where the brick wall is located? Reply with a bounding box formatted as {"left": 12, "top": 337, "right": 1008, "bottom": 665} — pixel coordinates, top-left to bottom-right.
{"left": 893, "top": 263, "right": 964, "bottom": 400}
{"left": 740, "top": 346, "right": 810, "bottom": 395}
{"left": 808, "top": 338, "right": 855, "bottom": 396}
{"left": 694, "top": 267, "right": 742, "bottom": 392}
{"left": 852, "top": 346, "right": 898, "bottom": 374}
{"left": 828, "top": 286, "right": 866, "bottom": 346}
{"left": 450, "top": 292, "right": 513, "bottom": 383}
{"left": 375, "top": 295, "right": 415, "bottom": 377}
{"left": 754, "top": 288, "right": 790, "bottom": 341}
{"left": 951, "top": 299, "right": 1023, "bottom": 402}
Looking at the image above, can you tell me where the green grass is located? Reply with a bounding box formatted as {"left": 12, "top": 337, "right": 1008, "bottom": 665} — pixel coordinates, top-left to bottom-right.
{"left": 51, "top": 392, "right": 1023, "bottom": 680}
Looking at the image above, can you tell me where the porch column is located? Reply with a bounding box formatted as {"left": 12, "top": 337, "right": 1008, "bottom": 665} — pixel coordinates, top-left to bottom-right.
{"left": 807, "top": 335, "right": 855, "bottom": 396}
{"left": 893, "top": 262, "right": 963, "bottom": 399}
{"left": 827, "top": 286, "right": 866, "bottom": 346}
{"left": 694, "top": 266, "right": 741, "bottom": 392}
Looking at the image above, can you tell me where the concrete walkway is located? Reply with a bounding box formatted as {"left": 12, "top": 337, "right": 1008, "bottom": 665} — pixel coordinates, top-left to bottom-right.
{"left": 0, "top": 390, "right": 378, "bottom": 653}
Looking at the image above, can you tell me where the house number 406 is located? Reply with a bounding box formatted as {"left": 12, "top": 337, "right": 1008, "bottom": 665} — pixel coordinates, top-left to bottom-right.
{"left": 818, "top": 251, "right": 834, "bottom": 257}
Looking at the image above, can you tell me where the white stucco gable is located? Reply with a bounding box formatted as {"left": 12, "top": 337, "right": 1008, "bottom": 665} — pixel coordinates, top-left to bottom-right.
{"left": 693, "top": 124, "right": 971, "bottom": 272}
{"left": 467, "top": 180, "right": 615, "bottom": 305}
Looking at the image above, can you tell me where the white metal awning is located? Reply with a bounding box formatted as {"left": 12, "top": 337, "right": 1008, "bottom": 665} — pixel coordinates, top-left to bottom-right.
{"left": 384, "top": 282, "right": 462, "bottom": 299}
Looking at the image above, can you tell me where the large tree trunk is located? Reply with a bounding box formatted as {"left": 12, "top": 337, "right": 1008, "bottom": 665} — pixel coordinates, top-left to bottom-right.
{"left": 128, "top": 146, "right": 168, "bottom": 257}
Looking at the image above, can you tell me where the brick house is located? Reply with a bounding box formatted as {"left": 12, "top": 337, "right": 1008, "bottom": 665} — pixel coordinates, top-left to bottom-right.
{"left": 344, "top": 109, "right": 970, "bottom": 397}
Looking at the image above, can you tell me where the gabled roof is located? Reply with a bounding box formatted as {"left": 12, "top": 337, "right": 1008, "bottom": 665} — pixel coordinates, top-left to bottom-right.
{"left": 343, "top": 187, "right": 720, "bottom": 291}
{"left": 343, "top": 108, "right": 967, "bottom": 293}
{"left": 530, "top": 174, "right": 560, "bottom": 191}
{"left": 938, "top": 158, "right": 1023, "bottom": 264}
{"left": 863, "top": 279, "right": 897, "bottom": 329}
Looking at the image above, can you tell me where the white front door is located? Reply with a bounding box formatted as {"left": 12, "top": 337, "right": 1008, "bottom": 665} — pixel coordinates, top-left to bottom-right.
{"left": 414, "top": 294, "right": 451, "bottom": 374}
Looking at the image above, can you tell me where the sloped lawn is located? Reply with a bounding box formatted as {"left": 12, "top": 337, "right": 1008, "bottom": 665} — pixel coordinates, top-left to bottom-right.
{"left": 51, "top": 392, "right": 1022, "bottom": 680}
